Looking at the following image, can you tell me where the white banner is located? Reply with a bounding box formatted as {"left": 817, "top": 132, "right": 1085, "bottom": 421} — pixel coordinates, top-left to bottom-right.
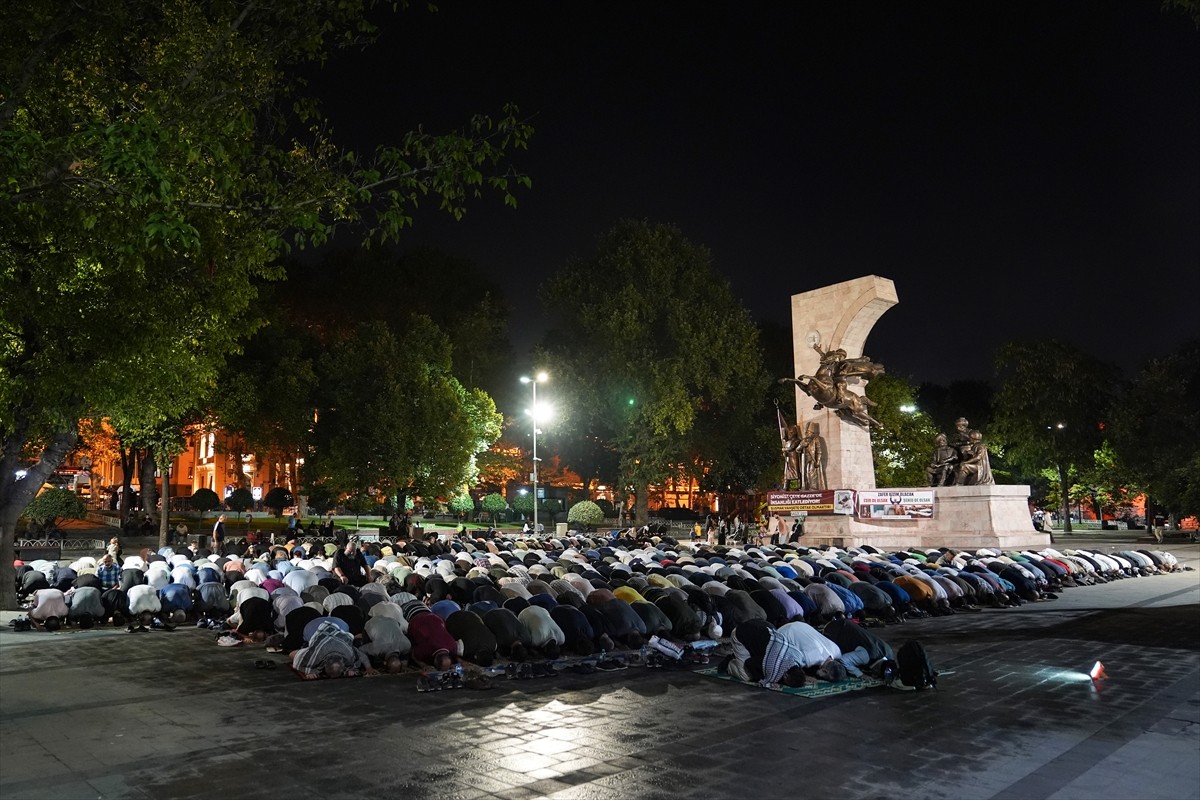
{"left": 855, "top": 489, "right": 935, "bottom": 520}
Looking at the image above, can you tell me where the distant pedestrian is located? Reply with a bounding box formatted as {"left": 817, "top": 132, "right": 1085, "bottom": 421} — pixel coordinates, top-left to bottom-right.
{"left": 212, "top": 514, "right": 226, "bottom": 553}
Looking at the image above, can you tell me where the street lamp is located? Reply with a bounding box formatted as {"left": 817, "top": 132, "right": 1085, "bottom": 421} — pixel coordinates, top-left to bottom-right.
{"left": 1047, "top": 422, "right": 1067, "bottom": 533}
{"left": 520, "top": 372, "right": 550, "bottom": 535}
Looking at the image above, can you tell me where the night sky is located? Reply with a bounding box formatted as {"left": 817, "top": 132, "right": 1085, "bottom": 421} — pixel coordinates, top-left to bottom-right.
{"left": 307, "top": 1, "right": 1199, "bottom": 385}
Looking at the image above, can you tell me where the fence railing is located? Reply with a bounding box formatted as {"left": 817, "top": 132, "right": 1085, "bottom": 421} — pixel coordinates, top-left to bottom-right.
{"left": 16, "top": 538, "right": 105, "bottom": 551}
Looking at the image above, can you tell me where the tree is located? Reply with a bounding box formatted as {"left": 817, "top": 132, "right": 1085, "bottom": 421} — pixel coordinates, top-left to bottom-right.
{"left": 208, "top": 314, "right": 320, "bottom": 499}
{"left": 539, "top": 220, "right": 767, "bottom": 525}
{"left": 449, "top": 493, "right": 475, "bottom": 520}
{"left": 226, "top": 488, "right": 254, "bottom": 514}
{"left": 481, "top": 492, "right": 509, "bottom": 523}
{"left": 567, "top": 500, "right": 604, "bottom": 530}
{"left": 263, "top": 487, "right": 294, "bottom": 518}
{"left": 866, "top": 374, "right": 941, "bottom": 487}
{"left": 343, "top": 493, "right": 377, "bottom": 529}
{"left": 0, "top": 1, "right": 532, "bottom": 608}
{"left": 277, "top": 246, "right": 515, "bottom": 396}
{"left": 990, "top": 340, "right": 1118, "bottom": 532}
{"left": 304, "top": 318, "right": 503, "bottom": 508}
{"left": 1109, "top": 340, "right": 1200, "bottom": 526}
{"left": 21, "top": 488, "right": 86, "bottom": 534}
{"left": 190, "top": 488, "right": 221, "bottom": 519}
{"left": 511, "top": 493, "right": 534, "bottom": 517}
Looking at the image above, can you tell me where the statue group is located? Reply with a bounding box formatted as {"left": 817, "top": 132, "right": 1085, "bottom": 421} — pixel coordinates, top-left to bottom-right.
{"left": 782, "top": 421, "right": 826, "bottom": 490}
{"left": 927, "top": 417, "right": 995, "bottom": 486}
{"left": 779, "top": 343, "right": 884, "bottom": 429}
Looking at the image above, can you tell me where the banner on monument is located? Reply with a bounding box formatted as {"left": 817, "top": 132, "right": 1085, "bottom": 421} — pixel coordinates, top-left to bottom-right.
{"left": 767, "top": 489, "right": 855, "bottom": 516}
{"left": 855, "top": 489, "right": 936, "bottom": 520}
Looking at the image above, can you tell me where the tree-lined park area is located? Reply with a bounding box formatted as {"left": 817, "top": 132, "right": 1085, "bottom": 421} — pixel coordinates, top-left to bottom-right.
{"left": 3, "top": 2, "right": 1198, "bottom": 610}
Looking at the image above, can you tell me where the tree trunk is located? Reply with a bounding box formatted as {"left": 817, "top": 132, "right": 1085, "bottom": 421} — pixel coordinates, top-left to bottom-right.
{"left": 119, "top": 445, "right": 136, "bottom": 523}
{"left": 633, "top": 481, "right": 649, "bottom": 527}
{"left": 0, "top": 428, "right": 77, "bottom": 610}
{"left": 159, "top": 459, "right": 170, "bottom": 549}
{"left": 140, "top": 450, "right": 158, "bottom": 523}
{"left": 1058, "top": 462, "right": 1072, "bottom": 533}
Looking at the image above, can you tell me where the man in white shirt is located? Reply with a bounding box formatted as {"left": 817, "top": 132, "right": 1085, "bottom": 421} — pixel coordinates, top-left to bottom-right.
{"left": 29, "top": 588, "right": 69, "bottom": 630}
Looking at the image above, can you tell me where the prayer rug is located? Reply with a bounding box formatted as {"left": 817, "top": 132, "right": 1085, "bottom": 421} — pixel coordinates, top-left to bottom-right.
{"left": 694, "top": 667, "right": 886, "bottom": 698}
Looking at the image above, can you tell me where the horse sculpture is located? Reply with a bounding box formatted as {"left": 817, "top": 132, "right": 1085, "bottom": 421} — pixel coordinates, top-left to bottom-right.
{"left": 779, "top": 343, "right": 885, "bottom": 429}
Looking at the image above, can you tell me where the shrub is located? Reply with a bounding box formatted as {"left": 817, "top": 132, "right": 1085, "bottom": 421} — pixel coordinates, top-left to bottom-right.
{"left": 449, "top": 493, "right": 476, "bottom": 517}
{"left": 227, "top": 488, "right": 254, "bottom": 512}
{"left": 191, "top": 488, "right": 221, "bottom": 513}
{"left": 263, "top": 487, "right": 294, "bottom": 517}
{"left": 567, "top": 500, "right": 605, "bottom": 529}
{"left": 305, "top": 484, "right": 337, "bottom": 515}
{"left": 481, "top": 493, "right": 509, "bottom": 514}
{"left": 511, "top": 494, "right": 534, "bottom": 514}
{"left": 23, "top": 488, "right": 86, "bottom": 530}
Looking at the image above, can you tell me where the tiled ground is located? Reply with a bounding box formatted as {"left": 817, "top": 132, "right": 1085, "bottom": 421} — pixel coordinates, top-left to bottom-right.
{"left": 2, "top": 540, "right": 1197, "bottom": 800}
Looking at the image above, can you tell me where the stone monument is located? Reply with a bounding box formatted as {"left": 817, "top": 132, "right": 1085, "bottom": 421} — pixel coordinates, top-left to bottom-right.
{"left": 781, "top": 275, "right": 1048, "bottom": 549}
{"left": 788, "top": 275, "right": 897, "bottom": 491}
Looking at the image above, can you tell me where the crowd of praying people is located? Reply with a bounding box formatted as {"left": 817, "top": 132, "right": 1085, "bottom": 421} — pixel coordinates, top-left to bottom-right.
{"left": 11, "top": 526, "right": 1189, "bottom": 689}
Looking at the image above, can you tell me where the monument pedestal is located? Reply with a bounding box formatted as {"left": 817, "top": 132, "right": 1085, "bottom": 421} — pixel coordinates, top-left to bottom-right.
{"left": 800, "top": 485, "right": 1050, "bottom": 550}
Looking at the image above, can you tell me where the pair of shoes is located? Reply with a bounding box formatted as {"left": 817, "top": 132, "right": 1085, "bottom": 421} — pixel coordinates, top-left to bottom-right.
{"left": 595, "top": 658, "right": 626, "bottom": 672}
{"left": 216, "top": 634, "right": 242, "bottom": 647}
{"left": 416, "top": 673, "right": 439, "bottom": 692}
{"left": 253, "top": 659, "right": 276, "bottom": 670}
{"left": 8, "top": 617, "right": 31, "bottom": 632}
{"left": 531, "top": 662, "right": 558, "bottom": 678}
{"left": 438, "top": 671, "right": 462, "bottom": 690}
{"left": 568, "top": 662, "right": 597, "bottom": 675}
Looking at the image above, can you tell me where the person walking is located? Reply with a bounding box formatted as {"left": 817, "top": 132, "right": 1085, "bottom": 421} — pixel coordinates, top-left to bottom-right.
{"left": 212, "top": 514, "right": 226, "bottom": 554}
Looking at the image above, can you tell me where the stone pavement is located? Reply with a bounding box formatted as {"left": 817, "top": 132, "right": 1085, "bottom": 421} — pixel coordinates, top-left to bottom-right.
{"left": 1, "top": 539, "right": 1198, "bottom": 800}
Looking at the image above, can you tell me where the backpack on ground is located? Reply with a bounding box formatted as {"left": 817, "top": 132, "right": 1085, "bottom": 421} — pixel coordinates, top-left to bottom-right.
{"left": 897, "top": 640, "right": 938, "bottom": 690}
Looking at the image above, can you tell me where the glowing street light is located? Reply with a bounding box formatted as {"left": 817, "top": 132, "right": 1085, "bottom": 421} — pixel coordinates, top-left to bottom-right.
{"left": 520, "top": 372, "right": 550, "bottom": 534}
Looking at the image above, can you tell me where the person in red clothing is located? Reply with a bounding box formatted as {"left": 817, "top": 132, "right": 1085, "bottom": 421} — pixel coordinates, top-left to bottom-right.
{"left": 401, "top": 599, "right": 457, "bottom": 671}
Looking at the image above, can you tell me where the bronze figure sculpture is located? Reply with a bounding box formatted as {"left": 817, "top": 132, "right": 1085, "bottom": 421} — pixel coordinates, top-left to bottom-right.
{"left": 929, "top": 417, "right": 995, "bottom": 486}
{"left": 779, "top": 343, "right": 884, "bottom": 428}
{"left": 954, "top": 429, "right": 995, "bottom": 485}
{"left": 799, "top": 421, "right": 826, "bottom": 490}
{"left": 926, "top": 433, "right": 958, "bottom": 486}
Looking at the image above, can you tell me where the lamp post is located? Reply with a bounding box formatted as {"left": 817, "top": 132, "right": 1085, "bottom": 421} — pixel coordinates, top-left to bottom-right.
{"left": 520, "top": 372, "right": 549, "bottom": 535}
{"left": 1048, "top": 422, "right": 1068, "bottom": 534}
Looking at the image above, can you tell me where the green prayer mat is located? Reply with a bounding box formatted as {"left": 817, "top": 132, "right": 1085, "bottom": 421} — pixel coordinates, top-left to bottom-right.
{"left": 695, "top": 667, "right": 886, "bottom": 698}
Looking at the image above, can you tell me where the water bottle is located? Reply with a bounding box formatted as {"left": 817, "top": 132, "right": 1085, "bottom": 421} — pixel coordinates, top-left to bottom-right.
{"left": 639, "top": 645, "right": 649, "bottom": 664}
{"left": 455, "top": 663, "right": 464, "bottom": 677}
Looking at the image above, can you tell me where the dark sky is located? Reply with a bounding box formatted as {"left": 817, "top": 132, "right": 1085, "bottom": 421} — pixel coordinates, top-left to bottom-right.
{"left": 308, "top": 1, "right": 1199, "bottom": 385}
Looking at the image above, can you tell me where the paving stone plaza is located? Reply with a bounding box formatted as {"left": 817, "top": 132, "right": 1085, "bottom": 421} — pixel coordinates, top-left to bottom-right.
{"left": 2, "top": 534, "right": 1197, "bottom": 800}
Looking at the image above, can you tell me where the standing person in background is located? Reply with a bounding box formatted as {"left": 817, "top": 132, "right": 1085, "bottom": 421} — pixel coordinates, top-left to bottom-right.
{"left": 212, "top": 514, "right": 226, "bottom": 554}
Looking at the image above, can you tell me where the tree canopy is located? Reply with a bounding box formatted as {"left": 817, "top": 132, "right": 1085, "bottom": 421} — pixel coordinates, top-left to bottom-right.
{"left": 538, "top": 220, "right": 768, "bottom": 523}
{"left": 867, "top": 374, "right": 940, "bottom": 488}
{"left": 1109, "top": 340, "right": 1200, "bottom": 523}
{"left": 304, "top": 318, "right": 503, "bottom": 507}
{"left": 0, "top": 0, "right": 531, "bottom": 608}
{"left": 990, "top": 339, "right": 1118, "bottom": 531}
